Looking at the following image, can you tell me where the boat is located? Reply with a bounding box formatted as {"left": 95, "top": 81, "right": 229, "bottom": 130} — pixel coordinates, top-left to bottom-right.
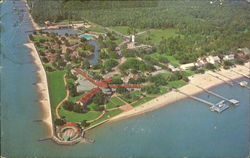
{"left": 239, "top": 81, "right": 248, "bottom": 87}
{"left": 210, "top": 100, "right": 230, "bottom": 113}
{"left": 229, "top": 99, "right": 240, "bottom": 106}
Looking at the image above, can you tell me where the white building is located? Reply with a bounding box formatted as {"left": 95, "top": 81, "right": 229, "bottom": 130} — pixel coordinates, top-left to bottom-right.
{"left": 168, "top": 64, "right": 180, "bottom": 72}
{"left": 195, "top": 58, "right": 206, "bottom": 67}
{"left": 180, "top": 63, "right": 195, "bottom": 70}
{"left": 223, "top": 54, "right": 234, "bottom": 61}
{"left": 206, "top": 56, "right": 220, "bottom": 64}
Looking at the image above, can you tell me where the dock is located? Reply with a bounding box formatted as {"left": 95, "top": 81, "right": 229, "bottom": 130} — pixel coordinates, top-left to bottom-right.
{"left": 175, "top": 89, "right": 214, "bottom": 107}
{"left": 230, "top": 70, "right": 250, "bottom": 79}
{"left": 38, "top": 137, "right": 52, "bottom": 142}
{"left": 215, "top": 72, "right": 250, "bottom": 90}
{"left": 208, "top": 73, "right": 233, "bottom": 86}
{"left": 191, "top": 84, "right": 239, "bottom": 105}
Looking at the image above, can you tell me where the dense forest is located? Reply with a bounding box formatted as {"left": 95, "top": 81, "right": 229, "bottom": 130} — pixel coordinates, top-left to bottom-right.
{"left": 27, "top": 0, "right": 250, "bottom": 63}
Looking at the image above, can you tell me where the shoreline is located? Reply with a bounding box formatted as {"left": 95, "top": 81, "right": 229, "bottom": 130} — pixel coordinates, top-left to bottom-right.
{"left": 110, "top": 62, "right": 250, "bottom": 122}
{"left": 22, "top": 0, "right": 250, "bottom": 140}
{"left": 25, "top": 43, "right": 54, "bottom": 137}
{"left": 22, "top": 0, "right": 54, "bottom": 137}
{"left": 23, "top": 0, "right": 40, "bottom": 30}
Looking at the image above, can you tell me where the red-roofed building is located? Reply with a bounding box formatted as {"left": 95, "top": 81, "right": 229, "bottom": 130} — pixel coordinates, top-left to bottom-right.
{"left": 77, "top": 88, "right": 101, "bottom": 106}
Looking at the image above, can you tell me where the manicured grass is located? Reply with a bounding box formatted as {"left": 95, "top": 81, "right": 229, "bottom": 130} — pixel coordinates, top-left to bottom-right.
{"left": 89, "top": 109, "right": 123, "bottom": 126}
{"left": 87, "top": 103, "right": 104, "bottom": 111}
{"left": 47, "top": 71, "right": 66, "bottom": 116}
{"left": 138, "top": 28, "right": 177, "bottom": 44}
{"left": 158, "top": 72, "right": 171, "bottom": 79}
{"left": 184, "top": 70, "right": 196, "bottom": 77}
{"left": 166, "top": 56, "right": 180, "bottom": 67}
{"left": 109, "top": 26, "right": 144, "bottom": 35}
{"left": 87, "top": 26, "right": 106, "bottom": 33}
{"left": 113, "top": 37, "right": 123, "bottom": 45}
{"left": 167, "top": 80, "right": 187, "bottom": 89}
{"left": 110, "top": 97, "right": 125, "bottom": 106}
{"left": 68, "top": 95, "right": 83, "bottom": 103}
{"left": 159, "top": 86, "right": 169, "bottom": 94}
{"left": 131, "top": 96, "right": 155, "bottom": 107}
{"left": 120, "top": 91, "right": 143, "bottom": 103}
{"left": 106, "top": 97, "right": 125, "bottom": 109}
{"left": 59, "top": 108, "right": 102, "bottom": 122}
{"left": 110, "top": 26, "right": 130, "bottom": 35}
{"left": 151, "top": 53, "right": 180, "bottom": 67}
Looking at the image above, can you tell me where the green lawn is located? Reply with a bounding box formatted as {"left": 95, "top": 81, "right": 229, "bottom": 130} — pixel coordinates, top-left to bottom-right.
{"left": 47, "top": 70, "right": 66, "bottom": 117}
{"left": 89, "top": 109, "right": 123, "bottom": 126}
{"left": 167, "top": 80, "right": 187, "bottom": 89}
{"left": 59, "top": 108, "right": 102, "bottom": 122}
{"left": 183, "top": 70, "right": 196, "bottom": 77}
{"left": 151, "top": 53, "right": 180, "bottom": 67}
{"left": 138, "top": 28, "right": 177, "bottom": 44}
{"left": 68, "top": 95, "right": 83, "bottom": 103}
{"left": 87, "top": 26, "right": 106, "bottom": 33}
{"left": 109, "top": 26, "right": 144, "bottom": 35}
{"left": 131, "top": 96, "right": 155, "bottom": 107}
{"left": 106, "top": 97, "right": 125, "bottom": 109}
{"left": 120, "top": 91, "right": 143, "bottom": 103}
{"left": 166, "top": 56, "right": 180, "bottom": 67}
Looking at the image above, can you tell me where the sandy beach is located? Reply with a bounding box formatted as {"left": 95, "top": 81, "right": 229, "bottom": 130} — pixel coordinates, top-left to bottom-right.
{"left": 25, "top": 43, "right": 54, "bottom": 137}
{"left": 22, "top": 0, "right": 53, "bottom": 136}
{"left": 111, "top": 62, "right": 250, "bottom": 122}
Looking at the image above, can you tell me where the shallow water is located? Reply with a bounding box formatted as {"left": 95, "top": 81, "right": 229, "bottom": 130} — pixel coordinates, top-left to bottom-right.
{"left": 1, "top": 1, "right": 249, "bottom": 158}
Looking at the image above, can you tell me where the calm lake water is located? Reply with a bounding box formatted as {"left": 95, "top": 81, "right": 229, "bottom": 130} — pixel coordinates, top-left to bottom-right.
{"left": 1, "top": 0, "right": 249, "bottom": 158}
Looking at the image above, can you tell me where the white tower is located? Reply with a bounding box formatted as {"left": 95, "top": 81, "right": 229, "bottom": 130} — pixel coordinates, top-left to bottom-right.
{"left": 131, "top": 35, "right": 135, "bottom": 43}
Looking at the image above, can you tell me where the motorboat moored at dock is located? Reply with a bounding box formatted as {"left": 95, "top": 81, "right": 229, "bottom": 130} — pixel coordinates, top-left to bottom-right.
{"left": 239, "top": 81, "right": 248, "bottom": 87}
{"left": 210, "top": 100, "right": 230, "bottom": 113}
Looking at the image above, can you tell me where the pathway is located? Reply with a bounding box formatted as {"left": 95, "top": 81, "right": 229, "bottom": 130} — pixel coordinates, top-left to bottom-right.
{"left": 87, "top": 111, "right": 106, "bottom": 123}
{"left": 55, "top": 74, "right": 69, "bottom": 119}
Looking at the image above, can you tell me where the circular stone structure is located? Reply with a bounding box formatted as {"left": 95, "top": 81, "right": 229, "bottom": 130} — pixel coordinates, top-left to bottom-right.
{"left": 58, "top": 122, "right": 81, "bottom": 141}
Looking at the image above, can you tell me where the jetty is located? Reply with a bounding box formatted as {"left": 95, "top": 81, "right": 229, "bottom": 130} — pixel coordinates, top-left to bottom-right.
{"left": 208, "top": 73, "right": 233, "bottom": 86}
{"left": 231, "top": 70, "right": 250, "bottom": 79}
{"left": 191, "top": 84, "right": 239, "bottom": 105}
{"left": 215, "top": 72, "right": 250, "bottom": 90}
{"left": 38, "top": 137, "right": 52, "bottom": 142}
{"left": 175, "top": 89, "right": 214, "bottom": 107}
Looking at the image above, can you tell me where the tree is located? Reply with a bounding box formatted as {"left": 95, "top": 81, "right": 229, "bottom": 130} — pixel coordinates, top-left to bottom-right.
{"left": 149, "top": 74, "right": 167, "bottom": 86}
{"left": 73, "top": 104, "right": 84, "bottom": 113}
{"left": 110, "top": 76, "right": 123, "bottom": 84}
{"left": 54, "top": 118, "right": 65, "bottom": 126}
{"left": 80, "top": 120, "right": 90, "bottom": 127}
{"left": 93, "top": 92, "right": 106, "bottom": 105}
{"left": 205, "top": 63, "right": 216, "bottom": 70}
{"left": 63, "top": 101, "right": 74, "bottom": 111}
{"left": 82, "top": 59, "right": 90, "bottom": 70}
{"left": 142, "top": 85, "right": 160, "bottom": 94}
{"left": 116, "top": 87, "right": 128, "bottom": 94}
{"left": 103, "top": 58, "right": 118, "bottom": 71}
{"left": 80, "top": 38, "right": 87, "bottom": 43}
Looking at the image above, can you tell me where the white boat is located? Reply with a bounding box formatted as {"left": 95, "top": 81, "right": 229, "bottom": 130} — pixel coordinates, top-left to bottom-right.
{"left": 239, "top": 81, "right": 248, "bottom": 87}
{"left": 210, "top": 100, "right": 230, "bottom": 113}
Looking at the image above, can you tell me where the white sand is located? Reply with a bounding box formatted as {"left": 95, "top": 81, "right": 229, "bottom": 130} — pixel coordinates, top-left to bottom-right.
{"left": 110, "top": 62, "right": 250, "bottom": 122}
{"left": 25, "top": 43, "right": 54, "bottom": 137}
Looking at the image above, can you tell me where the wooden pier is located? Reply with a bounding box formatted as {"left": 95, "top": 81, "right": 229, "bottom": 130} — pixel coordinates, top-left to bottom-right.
{"left": 191, "top": 84, "right": 237, "bottom": 105}
{"left": 175, "top": 89, "right": 214, "bottom": 107}
{"left": 230, "top": 70, "right": 250, "bottom": 79}
{"left": 208, "top": 73, "right": 233, "bottom": 86}
{"left": 215, "top": 72, "right": 250, "bottom": 90}
{"left": 38, "top": 137, "right": 52, "bottom": 142}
